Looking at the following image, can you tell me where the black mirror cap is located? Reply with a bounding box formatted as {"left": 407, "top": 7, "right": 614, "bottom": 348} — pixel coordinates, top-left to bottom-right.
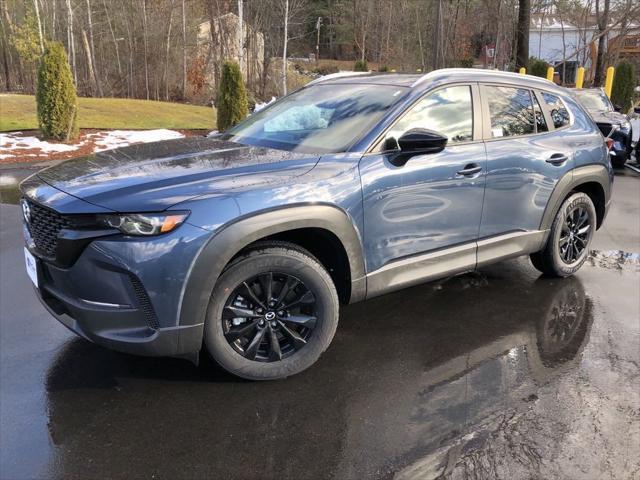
{"left": 397, "top": 128, "right": 448, "bottom": 153}
{"left": 634, "top": 106, "right": 640, "bottom": 114}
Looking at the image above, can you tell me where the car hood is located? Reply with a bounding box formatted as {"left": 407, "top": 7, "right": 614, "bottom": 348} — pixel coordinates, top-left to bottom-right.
{"left": 587, "top": 109, "right": 628, "bottom": 125}
{"left": 34, "top": 137, "right": 320, "bottom": 212}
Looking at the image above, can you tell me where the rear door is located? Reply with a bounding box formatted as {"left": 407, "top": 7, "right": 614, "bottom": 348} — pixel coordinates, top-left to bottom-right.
{"left": 479, "top": 85, "right": 574, "bottom": 251}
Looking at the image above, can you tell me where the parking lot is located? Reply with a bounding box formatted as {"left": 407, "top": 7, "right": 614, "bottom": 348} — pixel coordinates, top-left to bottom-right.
{"left": 1, "top": 168, "right": 639, "bottom": 480}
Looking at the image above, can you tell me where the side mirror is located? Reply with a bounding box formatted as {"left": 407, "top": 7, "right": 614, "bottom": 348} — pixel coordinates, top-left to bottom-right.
{"left": 613, "top": 104, "right": 622, "bottom": 112}
{"left": 634, "top": 106, "right": 640, "bottom": 114}
{"left": 388, "top": 128, "right": 448, "bottom": 166}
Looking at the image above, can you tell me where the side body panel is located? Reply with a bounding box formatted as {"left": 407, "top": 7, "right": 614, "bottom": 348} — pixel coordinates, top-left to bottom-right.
{"left": 359, "top": 143, "right": 487, "bottom": 273}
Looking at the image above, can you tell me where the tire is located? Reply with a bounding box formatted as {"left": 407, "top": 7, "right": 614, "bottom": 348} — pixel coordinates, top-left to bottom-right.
{"left": 203, "top": 241, "right": 339, "bottom": 380}
{"left": 530, "top": 192, "right": 596, "bottom": 277}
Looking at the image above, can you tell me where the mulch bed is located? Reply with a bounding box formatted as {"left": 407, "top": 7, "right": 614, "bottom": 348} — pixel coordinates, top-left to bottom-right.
{"left": 0, "top": 129, "right": 209, "bottom": 165}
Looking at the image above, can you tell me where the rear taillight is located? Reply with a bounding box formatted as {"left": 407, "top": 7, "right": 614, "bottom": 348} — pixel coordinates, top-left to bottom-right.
{"left": 605, "top": 138, "right": 614, "bottom": 150}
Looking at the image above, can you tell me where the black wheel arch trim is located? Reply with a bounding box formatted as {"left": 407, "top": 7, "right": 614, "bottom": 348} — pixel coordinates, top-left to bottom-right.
{"left": 176, "top": 203, "right": 366, "bottom": 351}
{"left": 539, "top": 164, "right": 611, "bottom": 246}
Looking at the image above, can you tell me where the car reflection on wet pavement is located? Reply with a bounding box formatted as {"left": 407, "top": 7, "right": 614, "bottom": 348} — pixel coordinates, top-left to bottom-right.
{"left": 1, "top": 173, "right": 639, "bottom": 480}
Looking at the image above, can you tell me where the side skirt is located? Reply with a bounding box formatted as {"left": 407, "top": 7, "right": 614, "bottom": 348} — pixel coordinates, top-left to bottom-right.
{"left": 365, "top": 230, "right": 547, "bottom": 299}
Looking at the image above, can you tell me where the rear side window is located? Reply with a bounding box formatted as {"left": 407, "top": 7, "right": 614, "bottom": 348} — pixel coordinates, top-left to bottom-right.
{"left": 385, "top": 85, "right": 474, "bottom": 144}
{"left": 541, "top": 92, "right": 571, "bottom": 129}
{"left": 485, "top": 86, "right": 535, "bottom": 138}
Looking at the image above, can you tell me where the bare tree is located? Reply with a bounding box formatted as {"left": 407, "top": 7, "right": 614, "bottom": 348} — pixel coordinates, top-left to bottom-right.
{"left": 282, "top": 0, "right": 288, "bottom": 95}
{"left": 515, "top": 0, "right": 530, "bottom": 70}
{"left": 181, "top": 0, "right": 186, "bottom": 99}
{"left": 142, "top": 0, "right": 149, "bottom": 99}
{"left": 33, "top": 0, "right": 44, "bottom": 53}
{"left": 593, "top": 0, "right": 610, "bottom": 86}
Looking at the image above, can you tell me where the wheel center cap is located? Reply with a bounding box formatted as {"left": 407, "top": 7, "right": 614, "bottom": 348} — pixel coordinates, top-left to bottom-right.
{"left": 265, "top": 311, "right": 276, "bottom": 321}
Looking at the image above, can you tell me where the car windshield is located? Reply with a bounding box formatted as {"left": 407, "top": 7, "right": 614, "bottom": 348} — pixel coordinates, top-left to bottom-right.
{"left": 220, "top": 83, "right": 407, "bottom": 153}
{"left": 574, "top": 90, "right": 613, "bottom": 112}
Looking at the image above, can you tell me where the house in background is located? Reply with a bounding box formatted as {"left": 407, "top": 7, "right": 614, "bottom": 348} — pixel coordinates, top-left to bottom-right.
{"left": 529, "top": 13, "right": 639, "bottom": 85}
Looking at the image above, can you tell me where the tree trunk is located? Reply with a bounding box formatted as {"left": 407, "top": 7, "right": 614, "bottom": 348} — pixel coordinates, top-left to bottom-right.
{"left": 593, "top": 0, "right": 609, "bottom": 86}
{"left": 164, "top": 0, "right": 174, "bottom": 101}
{"left": 85, "top": 0, "right": 102, "bottom": 96}
{"left": 282, "top": 0, "right": 288, "bottom": 96}
{"left": 237, "top": 0, "right": 243, "bottom": 77}
{"left": 82, "top": 28, "right": 98, "bottom": 95}
{"left": 432, "top": 0, "right": 441, "bottom": 70}
{"left": 103, "top": 0, "right": 122, "bottom": 79}
{"left": 65, "top": 0, "right": 77, "bottom": 84}
{"left": 181, "top": 0, "right": 186, "bottom": 99}
{"left": 33, "top": 0, "right": 44, "bottom": 53}
{"left": 142, "top": 0, "right": 150, "bottom": 99}
{"left": 515, "top": 0, "right": 530, "bottom": 70}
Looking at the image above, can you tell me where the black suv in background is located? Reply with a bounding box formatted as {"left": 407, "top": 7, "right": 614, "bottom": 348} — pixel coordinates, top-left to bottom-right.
{"left": 572, "top": 88, "right": 633, "bottom": 167}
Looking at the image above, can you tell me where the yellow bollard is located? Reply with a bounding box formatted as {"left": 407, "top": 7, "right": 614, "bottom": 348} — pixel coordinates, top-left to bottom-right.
{"left": 604, "top": 66, "right": 615, "bottom": 98}
{"left": 519, "top": 67, "right": 526, "bottom": 75}
{"left": 575, "top": 67, "right": 585, "bottom": 88}
{"left": 546, "top": 66, "right": 555, "bottom": 81}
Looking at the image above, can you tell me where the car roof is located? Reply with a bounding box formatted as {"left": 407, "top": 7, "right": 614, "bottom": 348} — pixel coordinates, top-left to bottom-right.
{"left": 315, "top": 68, "right": 566, "bottom": 95}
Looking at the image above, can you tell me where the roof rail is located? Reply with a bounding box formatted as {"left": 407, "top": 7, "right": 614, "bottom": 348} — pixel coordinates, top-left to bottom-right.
{"left": 410, "top": 68, "right": 558, "bottom": 88}
{"left": 306, "top": 71, "right": 371, "bottom": 87}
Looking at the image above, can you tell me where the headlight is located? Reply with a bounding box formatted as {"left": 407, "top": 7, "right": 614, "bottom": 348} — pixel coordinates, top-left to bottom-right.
{"left": 98, "top": 212, "right": 190, "bottom": 236}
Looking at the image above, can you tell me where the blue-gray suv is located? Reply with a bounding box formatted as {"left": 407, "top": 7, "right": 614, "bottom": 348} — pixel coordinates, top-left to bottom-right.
{"left": 20, "top": 69, "right": 613, "bottom": 380}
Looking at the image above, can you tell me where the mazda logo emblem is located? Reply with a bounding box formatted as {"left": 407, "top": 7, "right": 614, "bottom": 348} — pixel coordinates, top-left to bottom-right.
{"left": 20, "top": 199, "right": 31, "bottom": 223}
{"left": 265, "top": 311, "right": 276, "bottom": 321}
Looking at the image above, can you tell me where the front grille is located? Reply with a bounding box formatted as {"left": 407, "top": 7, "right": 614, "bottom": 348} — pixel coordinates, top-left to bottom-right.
{"left": 129, "top": 274, "right": 160, "bottom": 329}
{"left": 25, "top": 200, "right": 71, "bottom": 257}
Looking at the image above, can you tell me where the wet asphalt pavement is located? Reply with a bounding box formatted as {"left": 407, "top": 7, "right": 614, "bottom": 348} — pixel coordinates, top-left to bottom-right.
{"left": 1, "top": 168, "right": 639, "bottom": 480}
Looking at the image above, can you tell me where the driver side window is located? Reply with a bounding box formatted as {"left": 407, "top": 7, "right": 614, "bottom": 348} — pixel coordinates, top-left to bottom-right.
{"left": 384, "top": 85, "right": 474, "bottom": 147}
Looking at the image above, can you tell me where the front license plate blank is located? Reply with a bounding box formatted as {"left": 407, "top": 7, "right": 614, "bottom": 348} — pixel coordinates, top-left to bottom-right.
{"left": 24, "top": 247, "right": 39, "bottom": 288}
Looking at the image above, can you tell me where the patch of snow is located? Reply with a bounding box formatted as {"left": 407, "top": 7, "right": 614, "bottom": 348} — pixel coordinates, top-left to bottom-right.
{"left": 0, "top": 129, "right": 185, "bottom": 161}
{"left": 254, "top": 96, "right": 277, "bottom": 113}
{"left": 0, "top": 133, "right": 79, "bottom": 152}
{"left": 90, "top": 129, "right": 184, "bottom": 151}
{"left": 207, "top": 130, "right": 219, "bottom": 137}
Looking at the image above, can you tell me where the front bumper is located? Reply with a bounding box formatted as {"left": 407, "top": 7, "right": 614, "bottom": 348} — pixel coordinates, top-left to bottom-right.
{"left": 24, "top": 217, "right": 210, "bottom": 359}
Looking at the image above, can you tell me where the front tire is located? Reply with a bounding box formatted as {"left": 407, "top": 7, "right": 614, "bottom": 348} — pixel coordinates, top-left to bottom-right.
{"left": 203, "top": 242, "right": 339, "bottom": 380}
{"left": 530, "top": 192, "right": 596, "bottom": 277}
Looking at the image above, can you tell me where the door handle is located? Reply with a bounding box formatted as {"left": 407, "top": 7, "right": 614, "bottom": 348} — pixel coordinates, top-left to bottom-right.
{"left": 546, "top": 153, "right": 568, "bottom": 165}
{"left": 457, "top": 164, "right": 482, "bottom": 176}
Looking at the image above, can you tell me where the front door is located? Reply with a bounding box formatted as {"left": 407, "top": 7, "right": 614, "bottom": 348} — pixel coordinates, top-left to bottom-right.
{"left": 359, "top": 84, "right": 486, "bottom": 290}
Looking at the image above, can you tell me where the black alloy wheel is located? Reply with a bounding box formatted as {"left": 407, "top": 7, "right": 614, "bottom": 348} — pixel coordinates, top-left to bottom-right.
{"left": 222, "top": 272, "right": 318, "bottom": 362}
{"left": 559, "top": 205, "right": 591, "bottom": 264}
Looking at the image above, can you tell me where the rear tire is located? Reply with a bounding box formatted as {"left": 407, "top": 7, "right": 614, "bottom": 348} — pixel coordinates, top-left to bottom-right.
{"left": 203, "top": 241, "right": 339, "bottom": 380}
{"left": 530, "top": 192, "right": 596, "bottom": 277}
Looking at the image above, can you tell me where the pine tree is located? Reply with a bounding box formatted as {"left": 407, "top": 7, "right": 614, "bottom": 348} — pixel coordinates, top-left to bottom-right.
{"left": 529, "top": 57, "right": 549, "bottom": 78}
{"left": 36, "top": 42, "right": 79, "bottom": 141}
{"left": 216, "top": 61, "right": 248, "bottom": 132}
{"left": 611, "top": 61, "right": 635, "bottom": 114}
{"left": 354, "top": 59, "right": 368, "bottom": 72}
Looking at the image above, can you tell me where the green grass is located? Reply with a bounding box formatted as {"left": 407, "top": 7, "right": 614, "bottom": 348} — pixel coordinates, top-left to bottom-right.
{"left": 0, "top": 94, "right": 216, "bottom": 131}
